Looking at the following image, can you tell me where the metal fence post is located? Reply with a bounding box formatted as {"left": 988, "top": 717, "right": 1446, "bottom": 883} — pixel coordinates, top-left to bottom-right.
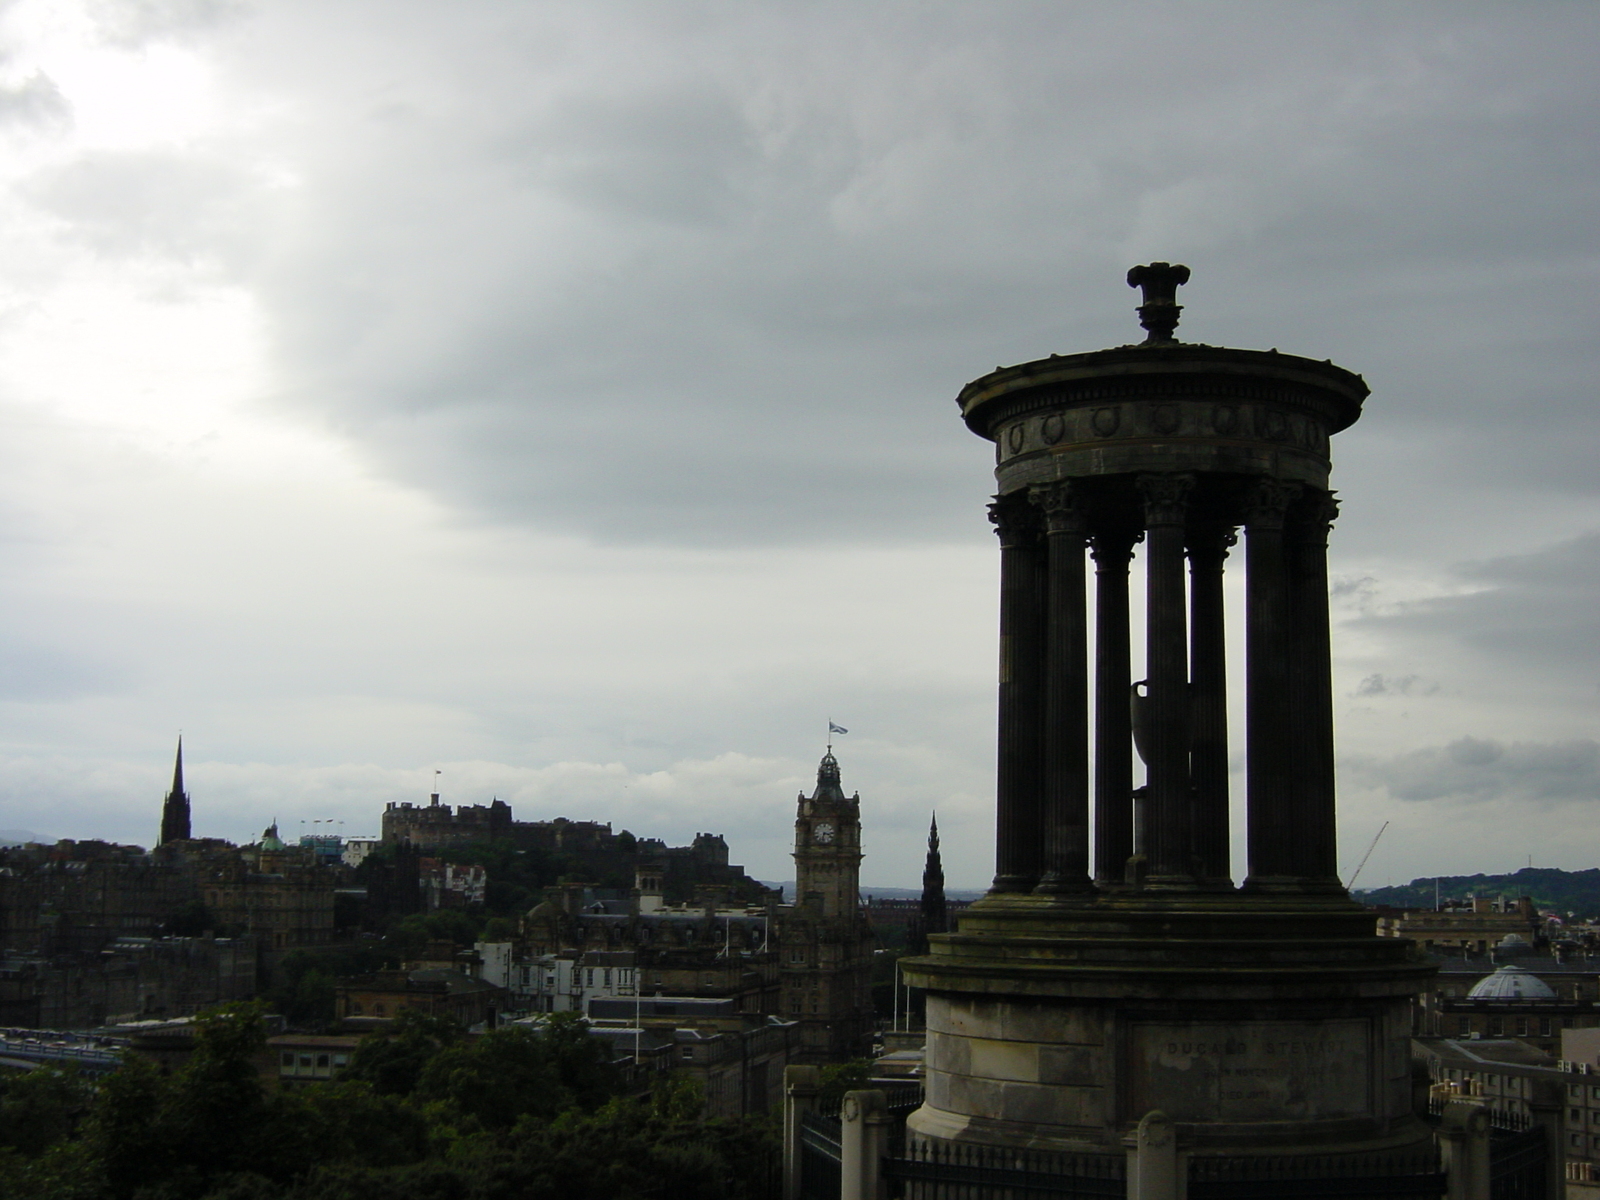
{"left": 784, "top": 1064, "right": 822, "bottom": 1200}
{"left": 840, "top": 1089, "right": 889, "bottom": 1200}
{"left": 1439, "top": 1099, "right": 1491, "bottom": 1200}
{"left": 1127, "top": 1110, "right": 1184, "bottom": 1200}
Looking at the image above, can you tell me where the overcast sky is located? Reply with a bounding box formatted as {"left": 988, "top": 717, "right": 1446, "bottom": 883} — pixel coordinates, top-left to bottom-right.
{"left": 0, "top": 1, "right": 1594, "bottom": 891}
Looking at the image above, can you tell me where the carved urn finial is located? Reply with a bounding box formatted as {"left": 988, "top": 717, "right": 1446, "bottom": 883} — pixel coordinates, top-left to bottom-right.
{"left": 1126, "top": 262, "right": 1191, "bottom": 345}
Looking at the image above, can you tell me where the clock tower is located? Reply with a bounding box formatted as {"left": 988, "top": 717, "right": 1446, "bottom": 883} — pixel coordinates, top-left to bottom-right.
{"left": 777, "top": 748, "right": 876, "bottom": 1061}
{"left": 794, "top": 749, "right": 862, "bottom": 918}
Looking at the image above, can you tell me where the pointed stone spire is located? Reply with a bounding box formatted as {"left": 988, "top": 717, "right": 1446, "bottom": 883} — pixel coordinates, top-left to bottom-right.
{"left": 920, "top": 811, "right": 948, "bottom": 939}
{"left": 159, "top": 737, "right": 191, "bottom": 845}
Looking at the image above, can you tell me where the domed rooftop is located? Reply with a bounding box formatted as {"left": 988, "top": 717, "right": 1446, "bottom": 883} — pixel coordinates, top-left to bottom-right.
{"left": 1497, "top": 932, "right": 1533, "bottom": 952}
{"left": 1466, "top": 963, "right": 1556, "bottom": 1001}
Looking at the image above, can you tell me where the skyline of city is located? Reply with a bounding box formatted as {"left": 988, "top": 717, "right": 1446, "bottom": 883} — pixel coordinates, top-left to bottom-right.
{"left": 0, "top": 3, "right": 1594, "bottom": 890}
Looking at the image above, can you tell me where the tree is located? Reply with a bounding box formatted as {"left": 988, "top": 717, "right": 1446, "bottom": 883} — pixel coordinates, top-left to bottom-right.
{"left": 817, "top": 1059, "right": 874, "bottom": 1109}
{"left": 414, "top": 1027, "right": 565, "bottom": 1129}
{"left": 341, "top": 1009, "right": 464, "bottom": 1097}
{"left": 0, "top": 1066, "right": 89, "bottom": 1157}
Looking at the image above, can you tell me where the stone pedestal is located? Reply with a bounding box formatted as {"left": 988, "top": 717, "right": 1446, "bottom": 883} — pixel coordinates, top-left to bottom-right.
{"left": 903, "top": 892, "right": 1434, "bottom": 1161}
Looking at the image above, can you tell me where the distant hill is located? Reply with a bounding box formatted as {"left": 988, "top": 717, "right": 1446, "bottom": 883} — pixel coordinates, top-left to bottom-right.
{"left": 1357, "top": 867, "right": 1600, "bottom": 918}
{"left": 0, "top": 829, "right": 45, "bottom": 846}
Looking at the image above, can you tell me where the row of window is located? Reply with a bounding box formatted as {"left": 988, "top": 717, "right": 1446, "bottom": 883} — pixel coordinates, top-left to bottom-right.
{"left": 1452, "top": 1015, "right": 1562, "bottom": 1037}
{"left": 279, "top": 1050, "right": 349, "bottom": 1075}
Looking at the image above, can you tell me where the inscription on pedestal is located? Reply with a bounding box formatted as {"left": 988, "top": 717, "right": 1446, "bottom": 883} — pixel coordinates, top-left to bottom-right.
{"left": 1129, "top": 1019, "right": 1371, "bottom": 1123}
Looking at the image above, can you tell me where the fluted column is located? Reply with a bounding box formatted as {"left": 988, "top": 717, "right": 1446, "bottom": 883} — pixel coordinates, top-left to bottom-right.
{"left": 1138, "top": 473, "right": 1196, "bottom": 886}
{"left": 1187, "top": 523, "right": 1236, "bottom": 886}
{"left": 990, "top": 492, "right": 1046, "bottom": 893}
{"left": 1243, "top": 478, "right": 1300, "bottom": 888}
{"left": 1091, "top": 525, "right": 1139, "bottom": 886}
{"left": 1289, "top": 490, "right": 1341, "bottom": 887}
{"left": 1030, "top": 482, "right": 1092, "bottom": 894}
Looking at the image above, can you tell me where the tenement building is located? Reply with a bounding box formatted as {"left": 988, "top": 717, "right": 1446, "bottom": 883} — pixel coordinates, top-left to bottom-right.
{"left": 901, "top": 266, "right": 1433, "bottom": 1171}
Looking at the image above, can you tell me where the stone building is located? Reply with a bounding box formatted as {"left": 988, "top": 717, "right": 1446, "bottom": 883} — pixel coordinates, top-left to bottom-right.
{"left": 508, "top": 883, "right": 780, "bottom": 1016}
{"left": 0, "top": 840, "right": 200, "bottom": 954}
{"left": 1415, "top": 956, "right": 1600, "bottom": 1055}
{"left": 0, "top": 935, "right": 257, "bottom": 1028}
{"left": 1380, "top": 895, "right": 1544, "bottom": 956}
{"left": 335, "top": 966, "right": 504, "bottom": 1028}
{"left": 586, "top": 995, "right": 797, "bottom": 1118}
{"left": 381, "top": 794, "right": 513, "bottom": 848}
{"left": 202, "top": 824, "right": 337, "bottom": 951}
{"left": 771, "top": 750, "right": 875, "bottom": 1062}
{"left": 1553, "top": 1029, "right": 1600, "bottom": 1194}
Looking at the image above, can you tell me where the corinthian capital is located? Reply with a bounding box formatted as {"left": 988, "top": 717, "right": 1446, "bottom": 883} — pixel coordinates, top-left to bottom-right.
{"left": 1185, "top": 523, "right": 1238, "bottom": 571}
{"left": 1136, "top": 473, "right": 1194, "bottom": 527}
{"left": 1293, "top": 489, "right": 1340, "bottom": 544}
{"left": 1090, "top": 525, "right": 1142, "bottom": 567}
{"left": 988, "top": 492, "right": 1042, "bottom": 549}
{"left": 1243, "top": 478, "right": 1301, "bottom": 531}
{"left": 1028, "top": 481, "right": 1087, "bottom": 536}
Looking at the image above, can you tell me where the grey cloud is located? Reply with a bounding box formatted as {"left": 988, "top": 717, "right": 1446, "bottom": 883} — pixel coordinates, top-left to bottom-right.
{"left": 1344, "top": 735, "right": 1599, "bottom": 807}
{"left": 0, "top": 638, "right": 131, "bottom": 702}
{"left": 21, "top": 151, "right": 268, "bottom": 271}
{"left": 510, "top": 85, "right": 758, "bottom": 227}
{"left": 223, "top": 3, "right": 1600, "bottom": 549}
{"left": 0, "top": 72, "right": 69, "bottom": 130}
{"left": 1351, "top": 533, "right": 1600, "bottom": 683}
{"left": 87, "top": 0, "right": 248, "bottom": 48}
{"left": 1354, "top": 674, "right": 1437, "bottom": 698}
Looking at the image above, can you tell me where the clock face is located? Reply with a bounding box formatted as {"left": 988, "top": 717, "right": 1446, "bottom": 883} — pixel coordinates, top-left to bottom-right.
{"left": 813, "top": 821, "right": 836, "bottom": 845}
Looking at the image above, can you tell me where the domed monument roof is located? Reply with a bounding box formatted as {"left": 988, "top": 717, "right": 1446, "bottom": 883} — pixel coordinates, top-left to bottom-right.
{"left": 1466, "top": 963, "right": 1555, "bottom": 1001}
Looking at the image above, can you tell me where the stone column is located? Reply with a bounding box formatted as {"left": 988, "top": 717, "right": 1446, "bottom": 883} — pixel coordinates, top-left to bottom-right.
{"left": 839, "top": 1089, "right": 890, "bottom": 1200}
{"left": 990, "top": 493, "right": 1046, "bottom": 893}
{"left": 782, "top": 1064, "right": 821, "bottom": 1200}
{"left": 1187, "top": 523, "right": 1235, "bottom": 886}
{"left": 1137, "top": 473, "right": 1195, "bottom": 886}
{"left": 1288, "top": 491, "right": 1340, "bottom": 886}
{"left": 1439, "top": 1100, "right": 1492, "bottom": 1200}
{"left": 1031, "top": 482, "right": 1093, "bottom": 894}
{"left": 1126, "top": 1110, "right": 1185, "bottom": 1200}
{"left": 1091, "top": 526, "right": 1139, "bottom": 885}
{"left": 1242, "top": 479, "right": 1300, "bottom": 887}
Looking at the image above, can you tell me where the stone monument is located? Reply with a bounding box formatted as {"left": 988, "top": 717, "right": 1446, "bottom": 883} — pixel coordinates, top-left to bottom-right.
{"left": 901, "top": 265, "right": 1433, "bottom": 1166}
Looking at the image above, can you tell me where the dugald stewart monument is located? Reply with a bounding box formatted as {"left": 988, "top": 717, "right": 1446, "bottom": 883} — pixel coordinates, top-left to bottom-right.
{"left": 902, "top": 265, "right": 1433, "bottom": 1164}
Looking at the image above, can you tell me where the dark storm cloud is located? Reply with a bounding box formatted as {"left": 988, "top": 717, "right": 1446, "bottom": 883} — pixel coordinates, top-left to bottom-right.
{"left": 196, "top": 1, "right": 1600, "bottom": 550}
{"left": 1345, "top": 736, "right": 1598, "bottom": 808}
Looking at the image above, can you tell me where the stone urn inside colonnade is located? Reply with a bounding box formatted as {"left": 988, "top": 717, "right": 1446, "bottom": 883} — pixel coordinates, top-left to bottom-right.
{"left": 900, "top": 265, "right": 1435, "bottom": 1166}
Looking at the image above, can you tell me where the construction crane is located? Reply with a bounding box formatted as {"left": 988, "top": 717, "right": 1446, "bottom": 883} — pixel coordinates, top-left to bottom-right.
{"left": 1345, "top": 821, "right": 1390, "bottom": 890}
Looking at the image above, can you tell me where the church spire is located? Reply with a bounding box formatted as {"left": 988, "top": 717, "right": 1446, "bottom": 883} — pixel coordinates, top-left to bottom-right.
{"left": 920, "top": 811, "right": 947, "bottom": 939}
{"left": 159, "top": 737, "right": 191, "bottom": 845}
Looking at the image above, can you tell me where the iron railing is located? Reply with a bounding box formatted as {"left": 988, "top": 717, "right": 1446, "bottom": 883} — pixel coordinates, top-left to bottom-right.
{"left": 885, "top": 1141, "right": 1124, "bottom": 1199}
{"left": 1488, "top": 1126, "right": 1545, "bottom": 1200}
{"left": 1189, "top": 1148, "right": 1447, "bottom": 1200}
